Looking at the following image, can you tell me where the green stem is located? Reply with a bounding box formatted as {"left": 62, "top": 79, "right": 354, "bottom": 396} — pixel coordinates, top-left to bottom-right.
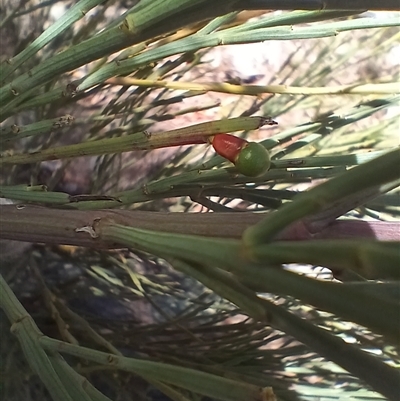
{"left": 0, "top": 275, "right": 75, "bottom": 401}
{"left": 38, "top": 336, "right": 269, "bottom": 401}
{"left": 250, "top": 240, "right": 400, "bottom": 280}
{"left": 243, "top": 148, "right": 400, "bottom": 245}
{"left": 0, "top": 117, "right": 266, "bottom": 165}
{"left": 150, "top": 259, "right": 400, "bottom": 401}
{"left": 0, "top": 0, "right": 108, "bottom": 82}
{"left": 234, "top": 263, "right": 400, "bottom": 341}
{"left": 94, "top": 223, "right": 400, "bottom": 337}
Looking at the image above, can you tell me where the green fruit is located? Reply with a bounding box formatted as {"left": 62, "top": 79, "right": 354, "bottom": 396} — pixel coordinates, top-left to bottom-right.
{"left": 235, "top": 142, "right": 271, "bottom": 177}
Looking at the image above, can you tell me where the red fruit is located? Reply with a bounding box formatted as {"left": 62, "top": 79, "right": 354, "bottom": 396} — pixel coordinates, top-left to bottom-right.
{"left": 211, "top": 133, "right": 247, "bottom": 163}
{"left": 212, "top": 133, "right": 271, "bottom": 177}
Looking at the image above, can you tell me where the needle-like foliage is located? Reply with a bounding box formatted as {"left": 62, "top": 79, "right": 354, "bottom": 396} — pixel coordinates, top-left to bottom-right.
{"left": 0, "top": 1, "right": 399, "bottom": 401}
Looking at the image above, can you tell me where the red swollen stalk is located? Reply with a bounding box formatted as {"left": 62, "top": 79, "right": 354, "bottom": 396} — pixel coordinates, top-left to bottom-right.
{"left": 211, "top": 133, "right": 248, "bottom": 163}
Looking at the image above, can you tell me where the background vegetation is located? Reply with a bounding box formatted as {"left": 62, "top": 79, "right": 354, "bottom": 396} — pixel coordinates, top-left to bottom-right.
{"left": 0, "top": 1, "right": 399, "bottom": 401}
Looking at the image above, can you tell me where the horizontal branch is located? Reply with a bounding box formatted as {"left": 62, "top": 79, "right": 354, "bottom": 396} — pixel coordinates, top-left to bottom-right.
{"left": 107, "top": 78, "right": 400, "bottom": 96}
{"left": 0, "top": 205, "right": 398, "bottom": 249}
{"left": 0, "top": 117, "right": 269, "bottom": 165}
{"left": 242, "top": 1, "right": 399, "bottom": 10}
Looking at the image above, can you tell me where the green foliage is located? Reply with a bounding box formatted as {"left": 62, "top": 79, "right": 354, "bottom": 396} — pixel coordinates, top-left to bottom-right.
{"left": 0, "top": 1, "right": 399, "bottom": 401}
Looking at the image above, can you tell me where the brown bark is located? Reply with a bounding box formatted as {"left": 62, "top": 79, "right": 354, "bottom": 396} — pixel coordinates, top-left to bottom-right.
{"left": 0, "top": 205, "right": 398, "bottom": 249}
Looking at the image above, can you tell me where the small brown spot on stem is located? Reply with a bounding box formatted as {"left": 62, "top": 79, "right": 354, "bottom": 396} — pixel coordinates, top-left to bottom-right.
{"left": 260, "top": 117, "right": 278, "bottom": 127}
{"left": 107, "top": 354, "right": 117, "bottom": 364}
{"left": 63, "top": 83, "right": 77, "bottom": 98}
{"left": 10, "top": 124, "right": 20, "bottom": 134}
{"left": 142, "top": 185, "right": 150, "bottom": 196}
{"left": 288, "top": 160, "right": 305, "bottom": 166}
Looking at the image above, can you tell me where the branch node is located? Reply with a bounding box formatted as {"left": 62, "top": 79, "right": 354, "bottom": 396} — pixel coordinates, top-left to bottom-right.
{"left": 75, "top": 219, "right": 101, "bottom": 239}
